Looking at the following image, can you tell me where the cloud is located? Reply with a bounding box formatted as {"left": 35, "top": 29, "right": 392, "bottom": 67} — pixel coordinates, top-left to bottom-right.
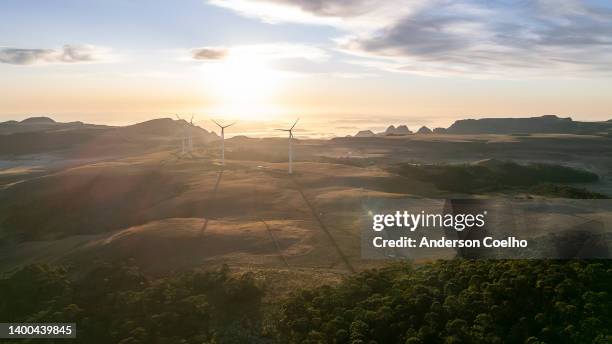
{"left": 190, "top": 43, "right": 348, "bottom": 79}
{"left": 0, "top": 44, "right": 112, "bottom": 65}
{"left": 340, "top": 0, "right": 612, "bottom": 77}
{"left": 208, "top": 0, "right": 420, "bottom": 28}
{"left": 191, "top": 43, "right": 328, "bottom": 62}
{"left": 190, "top": 43, "right": 332, "bottom": 79}
{"left": 192, "top": 47, "right": 230, "bottom": 60}
{"left": 210, "top": 0, "right": 612, "bottom": 78}
{"left": 259, "top": 0, "right": 381, "bottom": 17}
{"left": 0, "top": 48, "right": 54, "bottom": 65}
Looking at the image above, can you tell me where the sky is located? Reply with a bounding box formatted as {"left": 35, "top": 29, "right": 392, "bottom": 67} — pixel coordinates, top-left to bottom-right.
{"left": 1, "top": 0, "right": 612, "bottom": 134}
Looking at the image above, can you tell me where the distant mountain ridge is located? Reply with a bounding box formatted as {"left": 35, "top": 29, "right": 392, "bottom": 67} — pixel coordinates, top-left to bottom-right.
{"left": 446, "top": 115, "right": 611, "bottom": 134}
{"left": 19, "top": 116, "right": 56, "bottom": 124}
{"left": 0, "top": 116, "right": 218, "bottom": 156}
{"left": 352, "top": 115, "right": 612, "bottom": 137}
{"left": 0, "top": 116, "right": 108, "bottom": 135}
{"left": 109, "top": 118, "right": 218, "bottom": 142}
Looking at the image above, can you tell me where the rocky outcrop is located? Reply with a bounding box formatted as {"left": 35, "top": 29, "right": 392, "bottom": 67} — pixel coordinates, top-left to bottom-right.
{"left": 383, "top": 125, "right": 412, "bottom": 136}
{"left": 355, "top": 130, "right": 376, "bottom": 137}
{"left": 416, "top": 126, "right": 433, "bottom": 134}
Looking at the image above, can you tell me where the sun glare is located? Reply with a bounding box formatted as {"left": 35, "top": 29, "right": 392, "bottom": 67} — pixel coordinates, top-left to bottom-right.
{"left": 202, "top": 54, "right": 284, "bottom": 120}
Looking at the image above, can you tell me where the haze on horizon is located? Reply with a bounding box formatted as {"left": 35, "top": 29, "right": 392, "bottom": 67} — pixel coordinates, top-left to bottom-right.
{"left": 1, "top": 0, "right": 612, "bottom": 127}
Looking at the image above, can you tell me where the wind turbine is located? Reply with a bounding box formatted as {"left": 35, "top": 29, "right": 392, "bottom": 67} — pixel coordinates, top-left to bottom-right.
{"left": 276, "top": 118, "right": 299, "bottom": 174}
{"left": 188, "top": 114, "right": 195, "bottom": 152}
{"left": 211, "top": 119, "right": 235, "bottom": 165}
{"left": 176, "top": 115, "right": 187, "bottom": 154}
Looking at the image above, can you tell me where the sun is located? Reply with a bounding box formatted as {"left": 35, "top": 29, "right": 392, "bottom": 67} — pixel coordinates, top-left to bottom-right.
{"left": 201, "top": 54, "right": 285, "bottom": 120}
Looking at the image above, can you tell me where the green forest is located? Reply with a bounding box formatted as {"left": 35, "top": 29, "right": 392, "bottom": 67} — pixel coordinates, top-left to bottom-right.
{"left": 1, "top": 260, "right": 610, "bottom": 343}
{"left": 393, "top": 161, "right": 608, "bottom": 198}
{"left": 278, "top": 261, "right": 611, "bottom": 344}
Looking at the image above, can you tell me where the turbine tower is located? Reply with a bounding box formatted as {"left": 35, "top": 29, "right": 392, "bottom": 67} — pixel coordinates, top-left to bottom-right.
{"left": 176, "top": 115, "right": 187, "bottom": 154}
{"left": 212, "top": 119, "right": 235, "bottom": 165}
{"left": 188, "top": 115, "right": 194, "bottom": 152}
{"left": 276, "top": 118, "right": 299, "bottom": 174}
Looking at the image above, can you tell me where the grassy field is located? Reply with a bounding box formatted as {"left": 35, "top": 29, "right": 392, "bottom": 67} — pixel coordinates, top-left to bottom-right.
{"left": 1, "top": 133, "right": 611, "bottom": 268}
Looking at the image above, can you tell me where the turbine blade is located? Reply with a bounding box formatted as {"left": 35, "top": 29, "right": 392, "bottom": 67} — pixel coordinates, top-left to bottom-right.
{"left": 275, "top": 129, "right": 290, "bottom": 131}
{"left": 224, "top": 122, "right": 236, "bottom": 128}
{"left": 190, "top": 115, "right": 194, "bottom": 124}
{"left": 175, "top": 114, "right": 182, "bottom": 120}
{"left": 290, "top": 117, "right": 299, "bottom": 130}
{"left": 211, "top": 119, "right": 222, "bottom": 127}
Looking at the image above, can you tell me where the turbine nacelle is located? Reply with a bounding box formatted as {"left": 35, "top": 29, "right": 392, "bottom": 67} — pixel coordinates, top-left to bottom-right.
{"left": 212, "top": 119, "right": 235, "bottom": 131}
{"left": 276, "top": 118, "right": 299, "bottom": 138}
